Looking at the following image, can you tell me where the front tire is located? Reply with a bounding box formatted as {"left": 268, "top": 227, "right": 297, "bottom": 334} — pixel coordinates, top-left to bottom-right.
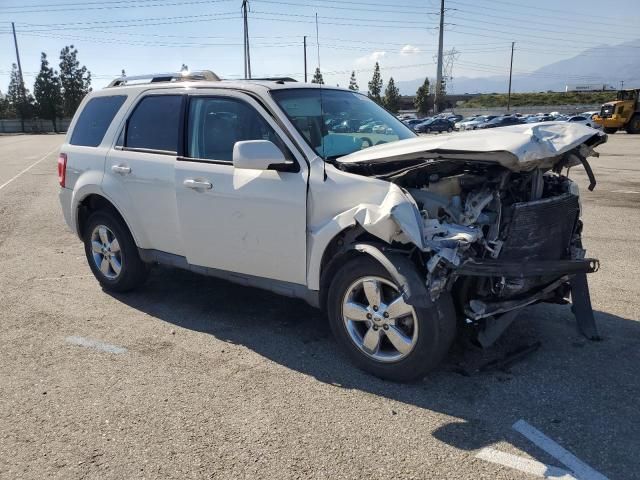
{"left": 604, "top": 127, "right": 617, "bottom": 134}
{"left": 83, "top": 210, "right": 149, "bottom": 292}
{"left": 327, "top": 256, "right": 456, "bottom": 382}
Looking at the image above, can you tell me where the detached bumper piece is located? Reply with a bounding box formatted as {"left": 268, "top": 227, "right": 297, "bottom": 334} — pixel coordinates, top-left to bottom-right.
{"left": 456, "top": 258, "right": 599, "bottom": 278}
{"left": 459, "top": 259, "right": 601, "bottom": 346}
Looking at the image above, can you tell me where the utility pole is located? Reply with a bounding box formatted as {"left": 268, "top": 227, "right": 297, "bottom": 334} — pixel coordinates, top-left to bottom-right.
{"left": 620, "top": 80, "right": 624, "bottom": 90}
{"left": 242, "top": 0, "right": 251, "bottom": 79}
{"left": 434, "top": 0, "right": 445, "bottom": 113}
{"left": 11, "top": 22, "right": 27, "bottom": 132}
{"left": 507, "top": 41, "right": 515, "bottom": 112}
{"left": 304, "top": 36, "right": 308, "bottom": 82}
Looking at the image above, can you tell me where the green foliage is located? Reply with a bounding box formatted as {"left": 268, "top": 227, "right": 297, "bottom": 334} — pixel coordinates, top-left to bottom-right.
{"left": 414, "top": 77, "right": 432, "bottom": 115}
{"left": 383, "top": 77, "right": 401, "bottom": 113}
{"left": 460, "top": 91, "right": 616, "bottom": 108}
{"left": 368, "top": 62, "right": 383, "bottom": 105}
{"left": 6, "top": 63, "right": 35, "bottom": 121}
{"left": 0, "top": 90, "right": 9, "bottom": 118}
{"left": 348, "top": 71, "right": 359, "bottom": 91}
{"left": 34, "top": 53, "right": 63, "bottom": 131}
{"left": 59, "top": 45, "right": 91, "bottom": 117}
{"left": 311, "top": 67, "right": 324, "bottom": 85}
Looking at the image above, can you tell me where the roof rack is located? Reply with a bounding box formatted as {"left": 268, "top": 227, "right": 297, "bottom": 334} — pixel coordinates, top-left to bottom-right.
{"left": 249, "top": 77, "right": 297, "bottom": 83}
{"left": 107, "top": 70, "right": 220, "bottom": 87}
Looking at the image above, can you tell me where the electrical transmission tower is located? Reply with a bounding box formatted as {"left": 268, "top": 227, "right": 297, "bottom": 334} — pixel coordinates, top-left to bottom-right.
{"left": 433, "top": 48, "right": 460, "bottom": 95}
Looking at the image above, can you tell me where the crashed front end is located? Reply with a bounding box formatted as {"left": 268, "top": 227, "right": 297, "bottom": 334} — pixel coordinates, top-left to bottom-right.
{"left": 335, "top": 123, "right": 605, "bottom": 346}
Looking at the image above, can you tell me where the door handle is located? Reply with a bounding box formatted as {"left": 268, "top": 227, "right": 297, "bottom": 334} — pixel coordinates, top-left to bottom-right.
{"left": 183, "top": 178, "right": 213, "bottom": 190}
{"left": 112, "top": 164, "right": 131, "bottom": 175}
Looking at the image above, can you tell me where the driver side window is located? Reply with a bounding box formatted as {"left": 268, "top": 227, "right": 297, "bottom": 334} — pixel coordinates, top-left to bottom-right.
{"left": 187, "top": 96, "right": 290, "bottom": 162}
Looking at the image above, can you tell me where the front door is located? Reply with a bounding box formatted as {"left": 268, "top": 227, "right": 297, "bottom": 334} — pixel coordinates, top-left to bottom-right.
{"left": 174, "top": 92, "right": 308, "bottom": 285}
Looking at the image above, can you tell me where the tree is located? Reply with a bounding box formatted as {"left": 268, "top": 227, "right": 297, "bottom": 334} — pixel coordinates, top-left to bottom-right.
{"left": 7, "top": 63, "right": 34, "bottom": 129}
{"left": 414, "top": 77, "right": 432, "bottom": 116}
{"left": 311, "top": 67, "right": 324, "bottom": 85}
{"left": 383, "top": 76, "right": 401, "bottom": 113}
{"left": 348, "top": 71, "right": 359, "bottom": 91}
{"left": 0, "top": 90, "right": 9, "bottom": 119}
{"left": 34, "top": 53, "right": 63, "bottom": 132}
{"left": 367, "top": 62, "right": 383, "bottom": 105}
{"left": 181, "top": 64, "right": 189, "bottom": 72}
{"left": 59, "top": 45, "right": 91, "bottom": 118}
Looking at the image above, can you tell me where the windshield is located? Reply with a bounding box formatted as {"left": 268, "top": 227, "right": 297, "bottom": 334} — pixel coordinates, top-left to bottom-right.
{"left": 271, "top": 88, "right": 415, "bottom": 160}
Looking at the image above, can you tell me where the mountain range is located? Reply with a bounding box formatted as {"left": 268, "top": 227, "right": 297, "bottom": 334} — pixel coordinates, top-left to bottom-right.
{"left": 395, "top": 39, "right": 640, "bottom": 95}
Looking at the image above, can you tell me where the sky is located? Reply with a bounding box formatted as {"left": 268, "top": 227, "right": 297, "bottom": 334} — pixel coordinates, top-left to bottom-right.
{"left": 1, "top": 0, "right": 639, "bottom": 93}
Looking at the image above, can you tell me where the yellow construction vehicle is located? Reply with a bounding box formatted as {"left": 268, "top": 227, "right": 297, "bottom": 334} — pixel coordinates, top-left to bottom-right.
{"left": 593, "top": 89, "right": 640, "bottom": 134}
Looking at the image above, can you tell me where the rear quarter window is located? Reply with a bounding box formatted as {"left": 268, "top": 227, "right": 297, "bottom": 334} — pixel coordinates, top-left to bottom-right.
{"left": 70, "top": 95, "right": 127, "bottom": 147}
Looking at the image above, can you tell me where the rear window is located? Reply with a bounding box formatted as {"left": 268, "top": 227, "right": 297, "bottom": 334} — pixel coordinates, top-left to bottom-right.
{"left": 125, "top": 95, "right": 182, "bottom": 153}
{"left": 70, "top": 95, "right": 126, "bottom": 147}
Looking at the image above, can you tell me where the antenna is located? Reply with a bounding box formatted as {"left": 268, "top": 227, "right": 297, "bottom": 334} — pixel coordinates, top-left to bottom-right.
{"left": 315, "top": 13, "right": 327, "bottom": 180}
{"left": 315, "top": 13, "right": 321, "bottom": 71}
{"left": 242, "top": 0, "right": 252, "bottom": 79}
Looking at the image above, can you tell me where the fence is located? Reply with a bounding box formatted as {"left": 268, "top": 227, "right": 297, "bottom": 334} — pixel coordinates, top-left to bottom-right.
{"left": 0, "top": 118, "right": 72, "bottom": 134}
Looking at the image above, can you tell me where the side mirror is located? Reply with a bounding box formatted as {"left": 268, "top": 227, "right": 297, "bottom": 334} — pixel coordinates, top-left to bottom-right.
{"left": 232, "top": 140, "right": 294, "bottom": 171}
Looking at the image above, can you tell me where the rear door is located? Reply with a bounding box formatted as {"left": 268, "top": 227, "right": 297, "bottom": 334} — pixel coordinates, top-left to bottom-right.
{"left": 174, "top": 91, "right": 308, "bottom": 284}
{"left": 105, "top": 92, "right": 185, "bottom": 254}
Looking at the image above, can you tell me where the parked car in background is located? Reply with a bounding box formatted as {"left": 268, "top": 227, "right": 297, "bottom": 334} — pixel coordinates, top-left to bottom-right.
{"left": 446, "top": 114, "right": 463, "bottom": 123}
{"left": 414, "top": 118, "right": 455, "bottom": 133}
{"left": 358, "top": 120, "right": 383, "bottom": 133}
{"left": 454, "top": 116, "right": 479, "bottom": 130}
{"left": 476, "top": 115, "right": 524, "bottom": 129}
{"left": 567, "top": 115, "right": 601, "bottom": 129}
{"left": 403, "top": 118, "right": 428, "bottom": 130}
{"left": 460, "top": 115, "right": 496, "bottom": 130}
{"left": 581, "top": 111, "right": 599, "bottom": 120}
{"left": 525, "top": 114, "right": 554, "bottom": 123}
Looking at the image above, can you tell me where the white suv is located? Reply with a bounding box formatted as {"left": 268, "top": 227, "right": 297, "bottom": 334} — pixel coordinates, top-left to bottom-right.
{"left": 59, "top": 71, "right": 605, "bottom": 381}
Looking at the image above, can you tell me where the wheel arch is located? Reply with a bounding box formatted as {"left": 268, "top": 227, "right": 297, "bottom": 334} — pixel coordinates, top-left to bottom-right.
{"left": 75, "top": 192, "right": 143, "bottom": 247}
{"left": 317, "top": 228, "right": 432, "bottom": 313}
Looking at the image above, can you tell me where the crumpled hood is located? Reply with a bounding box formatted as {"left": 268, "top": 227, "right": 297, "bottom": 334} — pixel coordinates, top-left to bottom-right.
{"left": 337, "top": 122, "right": 606, "bottom": 171}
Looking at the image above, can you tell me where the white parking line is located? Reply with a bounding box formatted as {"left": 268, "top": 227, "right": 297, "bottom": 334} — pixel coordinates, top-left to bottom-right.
{"left": 65, "top": 336, "right": 127, "bottom": 354}
{"left": 0, "top": 145, "right": 59, "bottom": 192}
{"left": 610, "top": 190, "right": 640, "bottom": 194}
{"left": 476, "top": 447, "right": 576, "bottom": 479}
{"left": 512, "top": 420, "right": 609, "bottom": 480}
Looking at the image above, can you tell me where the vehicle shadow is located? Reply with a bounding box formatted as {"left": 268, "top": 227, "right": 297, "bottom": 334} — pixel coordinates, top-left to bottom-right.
{"left": 109, "top": 266, "right": 640, "bottom": 478}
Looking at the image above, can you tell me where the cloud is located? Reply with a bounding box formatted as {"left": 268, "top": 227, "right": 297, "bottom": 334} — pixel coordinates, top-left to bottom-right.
{"left": 400, "top": 44, "right": 420, "bottom": 56}
{"left": 355, "top": 51, "right": 387, "bottom": 66}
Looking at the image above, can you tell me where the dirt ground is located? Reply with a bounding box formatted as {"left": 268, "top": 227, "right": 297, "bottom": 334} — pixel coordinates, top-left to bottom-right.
{"left": 0, "top": 132, "right": 638, "bottom": 479}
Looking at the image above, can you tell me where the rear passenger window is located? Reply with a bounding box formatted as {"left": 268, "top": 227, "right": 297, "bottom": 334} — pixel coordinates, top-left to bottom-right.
{"left": 70, "top": 95, "right": 126, "bottom": 147}
{"left": 125, "top": 95, "right": 182, "bottom": 153}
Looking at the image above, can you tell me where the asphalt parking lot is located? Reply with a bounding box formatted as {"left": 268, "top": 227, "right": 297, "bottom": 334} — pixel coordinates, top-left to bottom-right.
{"left": 0, "top": 133, "right": 638, "bottom": 479}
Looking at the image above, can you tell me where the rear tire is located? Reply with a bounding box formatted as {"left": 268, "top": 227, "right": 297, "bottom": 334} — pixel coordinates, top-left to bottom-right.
{"left": 604, "top": 127, "right": 618, "bottom": 134}
{"left": 626, "top": 114, "right": 640, "bottom": 134}
{"left": 83, "top": 210, "right": 149, "bottom": 293}
{"left": 326, "top": 256, "right": 456, "bottom": 382}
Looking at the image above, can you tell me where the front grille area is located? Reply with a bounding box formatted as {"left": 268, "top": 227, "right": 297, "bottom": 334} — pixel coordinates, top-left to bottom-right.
{"left": 500, "top": 193, "right": 580, "bottom": 262}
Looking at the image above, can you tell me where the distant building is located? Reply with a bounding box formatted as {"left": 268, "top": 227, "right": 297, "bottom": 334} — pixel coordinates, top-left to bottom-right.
{"left": 565, "top": 84, "right": 616, "bottom": 92}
